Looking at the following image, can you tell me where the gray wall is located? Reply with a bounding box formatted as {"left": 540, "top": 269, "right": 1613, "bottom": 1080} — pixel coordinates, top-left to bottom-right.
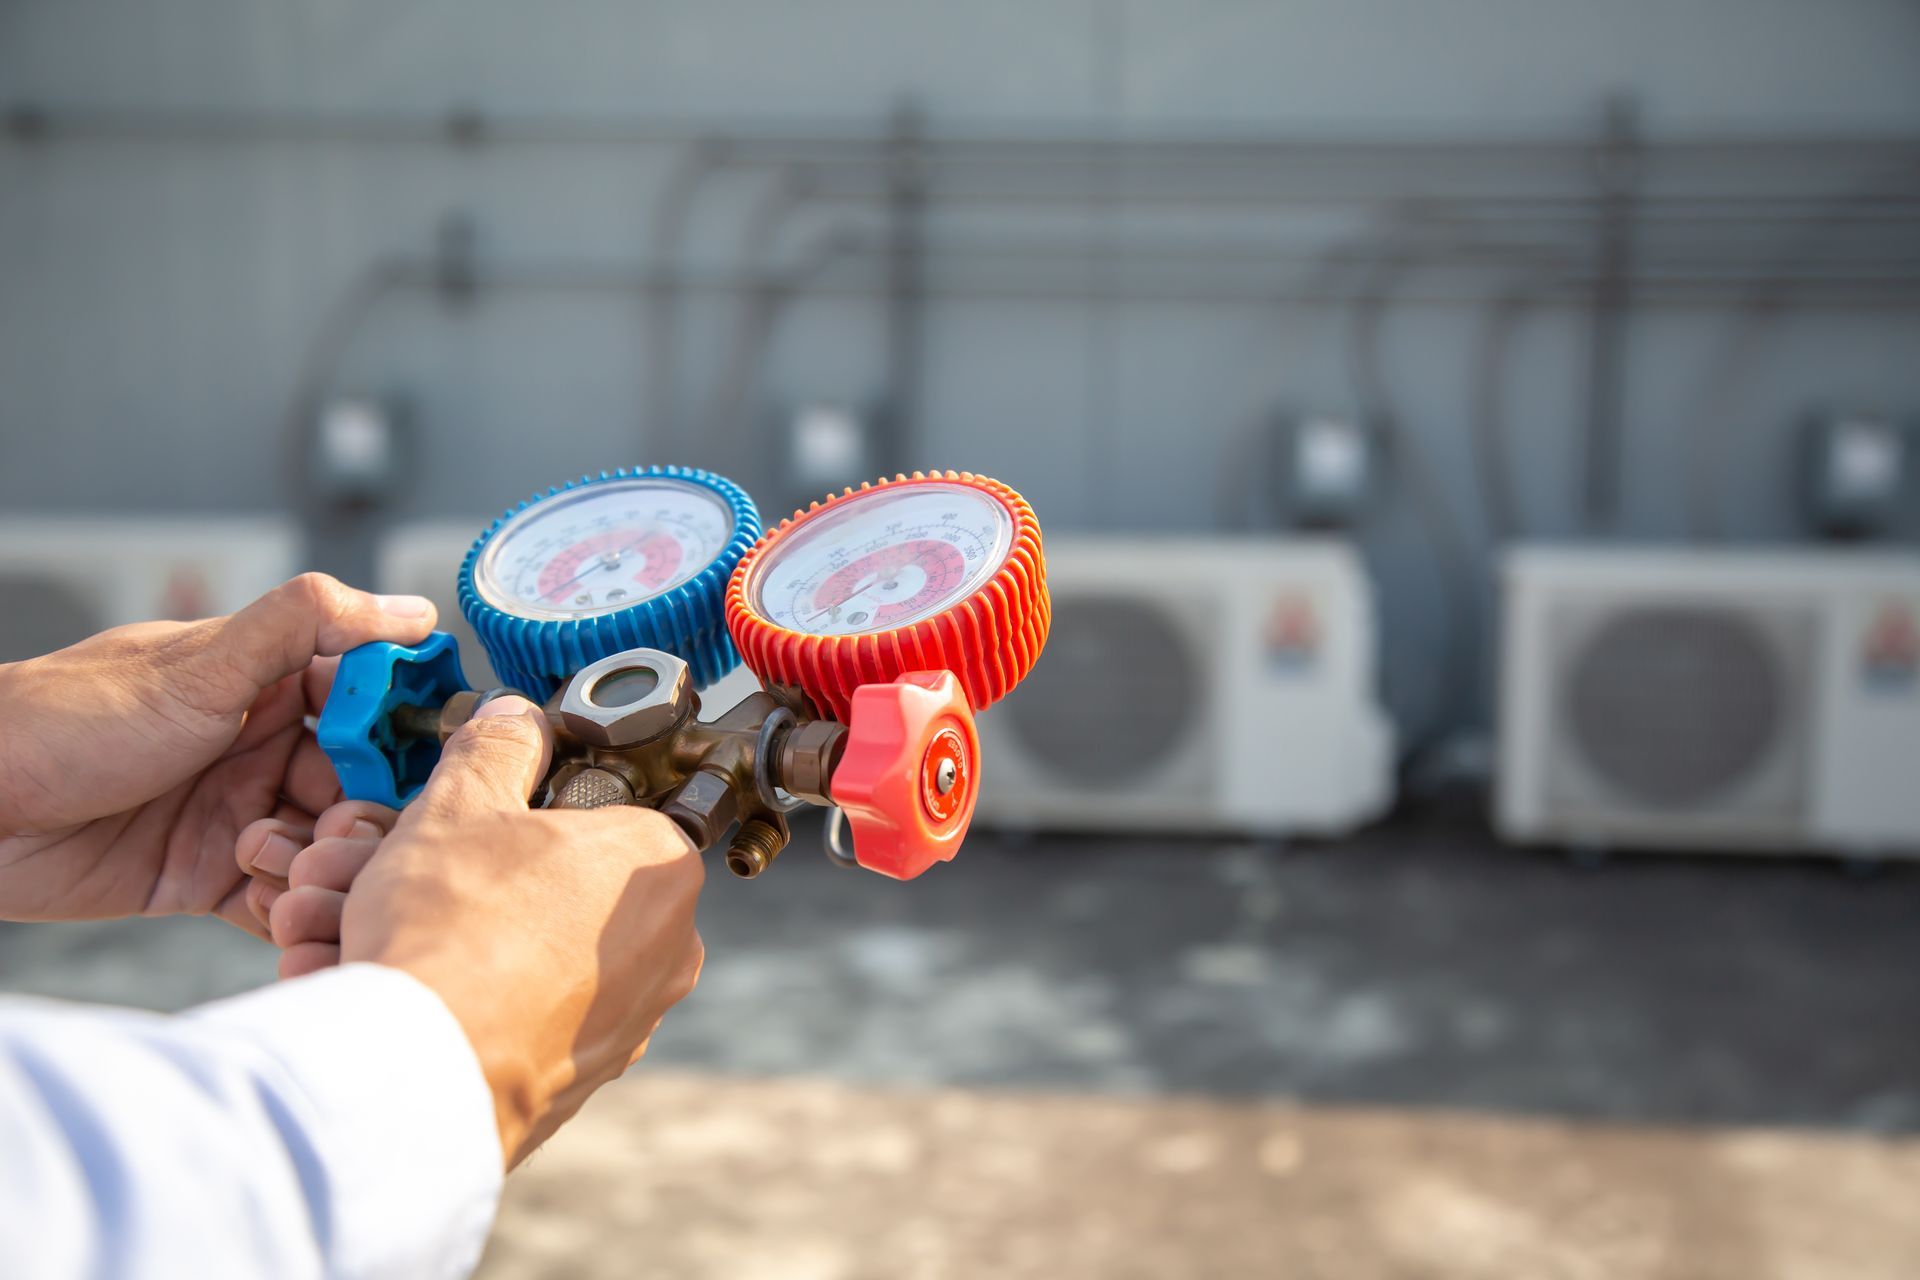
{"left": 3, "top": 0, "right": 1918, "bottom": 740}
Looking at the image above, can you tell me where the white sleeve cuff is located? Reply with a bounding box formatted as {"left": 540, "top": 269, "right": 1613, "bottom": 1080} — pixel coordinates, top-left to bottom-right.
{"left": 189, "top": 963, "right": 503, "bottom": 1280}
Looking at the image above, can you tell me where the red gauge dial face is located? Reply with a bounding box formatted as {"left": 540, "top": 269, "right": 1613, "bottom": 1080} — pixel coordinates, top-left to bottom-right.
{"left": 749, "top": 482, "right": 1015, "bottom": 636}
{"left": 475, "top": 477, "right": 735, "bottom": 620}
{"left": 806, "top": 539, "right": 969, "bottom": 632}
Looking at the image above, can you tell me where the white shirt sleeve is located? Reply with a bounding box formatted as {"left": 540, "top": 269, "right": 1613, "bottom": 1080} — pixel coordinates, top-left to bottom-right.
{"left": 0, "top": 962, "right": 503, "bottom": 1280}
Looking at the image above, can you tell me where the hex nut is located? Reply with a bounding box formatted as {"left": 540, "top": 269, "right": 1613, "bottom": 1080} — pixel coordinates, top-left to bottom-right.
{"left": 778, "top": 719, "right": 847, "bottom": 807}
{"left": 660, "top": 768, "right": 742, "bottom": 850}
{"left": 557, "top": 649, "right": 693, "bottom": 749}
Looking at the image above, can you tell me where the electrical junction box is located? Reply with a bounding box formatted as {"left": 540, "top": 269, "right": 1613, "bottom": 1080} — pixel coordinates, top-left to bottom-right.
{"left": 1803, "top": 413, "right": 1913, "bottom": 539}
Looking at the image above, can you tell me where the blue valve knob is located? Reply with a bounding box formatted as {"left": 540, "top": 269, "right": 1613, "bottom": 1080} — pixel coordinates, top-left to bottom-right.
{"left": 317, "top": 631, "right": 471, "bottom": 809}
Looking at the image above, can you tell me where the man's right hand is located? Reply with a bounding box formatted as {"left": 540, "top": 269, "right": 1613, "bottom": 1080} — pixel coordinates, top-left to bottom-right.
{"left": 237, "top": 696, "right": 705, "bottom": 1169}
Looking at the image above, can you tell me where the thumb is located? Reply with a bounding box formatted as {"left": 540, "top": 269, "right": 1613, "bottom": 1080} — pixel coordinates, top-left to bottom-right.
{"left": 204, "top": 573, "right": 437, "bottom": 703}
{"left": 407, "top": 696, "right": 556, "bottom": 823}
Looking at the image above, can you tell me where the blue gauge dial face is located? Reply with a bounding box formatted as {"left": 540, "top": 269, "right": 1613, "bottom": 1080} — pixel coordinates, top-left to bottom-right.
{"left": 475, "top": 477, "right": 736, "bottom": 621}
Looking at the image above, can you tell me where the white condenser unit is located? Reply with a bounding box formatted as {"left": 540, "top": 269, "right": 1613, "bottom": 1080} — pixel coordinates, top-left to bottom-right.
{"left": 975, "top": 537, "right": 1394, "bottom": 836}
{"left": 377, "top": 521, "right": 764, "bottom": 710}
{"left": 0, "top": 517, "right": 298, "bottom": 664}
{"left": 1498, "top": 547, "right": 1920, "bottom": 856}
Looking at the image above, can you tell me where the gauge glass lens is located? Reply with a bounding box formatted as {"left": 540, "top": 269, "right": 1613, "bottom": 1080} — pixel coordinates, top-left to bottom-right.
{"left": 476, "top": 478, "right": 734, "bottom": 620}
{"left": 751, "top": 482, "right": 1015, "bottom": 636}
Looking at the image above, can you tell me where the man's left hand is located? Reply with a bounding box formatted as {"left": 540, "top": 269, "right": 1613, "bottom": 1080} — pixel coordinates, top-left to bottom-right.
{"left": 0, "top": 574, "right": 436, "bottom": 933}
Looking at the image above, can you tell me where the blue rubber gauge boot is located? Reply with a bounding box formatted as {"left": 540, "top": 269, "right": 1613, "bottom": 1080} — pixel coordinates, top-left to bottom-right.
{"left": 316, "top": 632, "right": 470, "bottom": 808}
{"left": 456, "top": 466, "right": 760, "bottom": 700}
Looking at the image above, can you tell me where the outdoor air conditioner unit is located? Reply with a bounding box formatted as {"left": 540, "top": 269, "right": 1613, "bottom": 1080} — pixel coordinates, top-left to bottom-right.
{"left": 376, "top": 521, "right": 763, "bottom": 709}
{"left": 0, "top": 517, "right": 298, "bottom": 664}
{"left": 1497, "top": 546, "right": 1920, "bottom": 856}
{"left": 975, "top": 537, "right": 1394, "bottom": 836}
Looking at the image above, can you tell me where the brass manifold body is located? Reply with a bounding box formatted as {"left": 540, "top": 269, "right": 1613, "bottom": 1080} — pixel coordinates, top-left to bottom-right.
{"left": 396, "top": 648, "right": 847, "bottom": 878}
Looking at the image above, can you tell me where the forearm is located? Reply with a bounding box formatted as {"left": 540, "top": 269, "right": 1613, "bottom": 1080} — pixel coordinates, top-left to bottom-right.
{"left": 0, "top": 965, "right": 502, "bottom": 1280}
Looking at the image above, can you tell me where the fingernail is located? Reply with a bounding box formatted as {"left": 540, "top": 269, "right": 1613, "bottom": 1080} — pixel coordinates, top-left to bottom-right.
{"left": 248, "top": 833, "right": 300, "bottom": 879}
{"left": 350, "top": 819, "right": 384, "bottom": 841}
{"left": 256, "top": 884, "right": 283, "bottom": 916}
{"left": 471, "top": 695, "right": 539, "bottom": 721}
{"left": 375, "top": 593, "right": 433, "bottom": 619}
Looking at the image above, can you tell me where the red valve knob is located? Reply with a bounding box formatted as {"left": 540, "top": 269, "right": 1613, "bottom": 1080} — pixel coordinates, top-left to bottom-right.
{"left": 829, "top": 670, "right": 980, "bottom": 880}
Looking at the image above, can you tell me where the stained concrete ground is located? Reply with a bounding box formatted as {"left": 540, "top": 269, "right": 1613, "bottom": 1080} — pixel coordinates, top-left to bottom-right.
{"left": 3, "top": 813, "right": 1919, "bottom": 1277}
{"left": 480, "top": 1075, "right": 1920, "bottom": 1280}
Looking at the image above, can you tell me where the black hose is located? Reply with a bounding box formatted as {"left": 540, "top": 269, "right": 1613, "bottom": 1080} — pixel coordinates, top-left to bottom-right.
{"left": 1468, "top": 283, "right": 1548, "bottom": 543}
{"left": 642, "top": 139, "right": 728, "bottom": 456}
{"left": 691, "top": 165, "right": 817, "bottom": 474}
{"left": 1344, "top": 254, "right": 1487, "bottom": 763}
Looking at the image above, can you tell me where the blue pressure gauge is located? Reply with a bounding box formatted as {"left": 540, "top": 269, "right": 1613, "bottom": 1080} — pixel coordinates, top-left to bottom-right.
{"left": 458, "top": 466, "right": 761, "bottom": 699}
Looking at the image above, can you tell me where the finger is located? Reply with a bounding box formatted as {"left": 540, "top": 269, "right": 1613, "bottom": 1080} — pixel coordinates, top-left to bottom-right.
{"left": 270, "top": 885, "right": 346, "bottom": 950}
{"left": 312, "top": 800, "right": 401, "bottom": 841}
{"left": 234, "top": 816, "right": 315, "bottom": 888}
{"left": 213, "top": 878, "right": 272, "bottom": 941}
{"left": 289, "top": 835, "right": 381, "bottom": 893}
{"left": 300, "top": 654, "right": 343, "bottom": 718}
{"left": 279, "top": 942, "right": 342, "bottom": 980}
{"left": 246, "top": 878, "right": 283, "bottom": 932}
{"left": 406, "top": 696, "right": 554, "bottom": 824}
{"left": 282, "top": 734, "right": 346, "bottom": 816}
{"left": 229, "top": 673, "right": 308, "bottom": 751}
{"left": 203, "top": 574, "right": 437, "bottom": 707}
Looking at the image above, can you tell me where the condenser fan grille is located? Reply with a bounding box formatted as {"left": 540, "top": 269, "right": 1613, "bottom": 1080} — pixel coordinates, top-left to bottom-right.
{"left": 1562, "top": 606, "right": 1784, "bottom": 809}
{"left": 0, "top": 574, "right": 104, "bottom": 664}
{"left": 1006, "top": 595, "right": 1199, "bottom": 788}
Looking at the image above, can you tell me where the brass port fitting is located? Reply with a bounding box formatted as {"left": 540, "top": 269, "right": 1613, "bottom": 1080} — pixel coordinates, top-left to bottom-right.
{"left": 725, "top": 818, "right": 788, "bottom": 878}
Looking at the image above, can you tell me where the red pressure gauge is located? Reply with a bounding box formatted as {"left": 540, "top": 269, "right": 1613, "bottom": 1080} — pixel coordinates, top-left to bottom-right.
{"left": 726, "top": 471, "right": 1049, "bottom": 877}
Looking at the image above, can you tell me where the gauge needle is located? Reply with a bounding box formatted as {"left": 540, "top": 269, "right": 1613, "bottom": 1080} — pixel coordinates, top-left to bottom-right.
{"left": 803, "top": 573, "right": 879, "bottom": 629}
{"left": 548, "top": 539, "right": 645, "bottom": 599}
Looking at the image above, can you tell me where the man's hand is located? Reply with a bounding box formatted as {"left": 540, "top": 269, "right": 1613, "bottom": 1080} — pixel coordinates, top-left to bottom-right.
{"left": 241, "top": 697, "right": 705, "bottom": 1168}
{"left": 0, "top": 574, "right": 436, "bottom": 931}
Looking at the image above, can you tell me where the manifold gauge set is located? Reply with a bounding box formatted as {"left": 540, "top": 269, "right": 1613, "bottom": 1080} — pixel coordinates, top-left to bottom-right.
{"left": 318, "top": 469, "right": 1050, "bottom": 879}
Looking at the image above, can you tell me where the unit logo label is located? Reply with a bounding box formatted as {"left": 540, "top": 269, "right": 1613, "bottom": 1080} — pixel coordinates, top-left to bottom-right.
{"left": 1862, "top": 598, "right": 1920, "bottom": 694}
{"left": 1264, "top": 594, "right": 1321, "bottom": 673}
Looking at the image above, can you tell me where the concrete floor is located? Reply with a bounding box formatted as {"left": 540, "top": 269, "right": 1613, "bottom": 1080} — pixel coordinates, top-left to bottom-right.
{"left": 658, "top": 812, "right": 1920, "bottom": 1132}
{"left": 479, "top": 1073, "right": 1920, "bottom": 1280}
{"left": 4, "top": 813, "right": 1919, "bottom": 1276}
